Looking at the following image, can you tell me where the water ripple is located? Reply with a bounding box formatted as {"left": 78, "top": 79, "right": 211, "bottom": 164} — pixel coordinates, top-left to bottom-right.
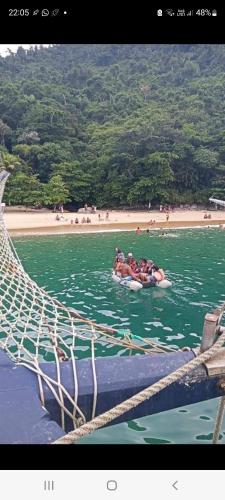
{"left": 13, "top": 227, "right": 225, "bottom": 443}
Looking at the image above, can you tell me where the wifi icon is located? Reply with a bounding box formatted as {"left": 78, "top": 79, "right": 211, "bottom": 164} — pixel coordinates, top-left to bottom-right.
{"left": 166, "top": 9, "right": 175, "bottom": 16}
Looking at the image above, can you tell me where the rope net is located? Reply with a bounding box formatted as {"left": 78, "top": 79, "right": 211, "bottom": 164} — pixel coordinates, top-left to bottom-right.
{"left": 0, "top": 170, "right": 173, "bottom": 431}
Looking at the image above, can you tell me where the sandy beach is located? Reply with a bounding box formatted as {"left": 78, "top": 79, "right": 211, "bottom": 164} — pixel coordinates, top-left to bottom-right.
{"left": 4, "top": 208, "right": 225, "bottom": 236}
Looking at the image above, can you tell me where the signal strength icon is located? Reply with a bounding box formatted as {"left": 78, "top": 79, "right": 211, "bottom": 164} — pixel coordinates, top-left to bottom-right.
{"left": 166, "top": 9, "right": 175, "bottom": 16}
{"left": 187, "top": 10, "right": 193, "bottom": 16}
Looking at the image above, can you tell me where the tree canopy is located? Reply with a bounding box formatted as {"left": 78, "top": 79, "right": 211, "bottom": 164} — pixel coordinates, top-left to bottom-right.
{"left": 1, "top": 43, "right": 225, "bottom": 208}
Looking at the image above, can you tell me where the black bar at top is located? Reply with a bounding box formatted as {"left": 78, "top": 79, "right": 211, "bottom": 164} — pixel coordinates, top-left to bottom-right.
{"left": 0, "top": 7, "right": 224, "bottom": 43}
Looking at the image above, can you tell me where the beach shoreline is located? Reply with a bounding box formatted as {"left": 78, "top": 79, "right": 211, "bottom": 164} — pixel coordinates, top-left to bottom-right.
{"left": 4, "top": 208, "right": 225, "bottom": 236}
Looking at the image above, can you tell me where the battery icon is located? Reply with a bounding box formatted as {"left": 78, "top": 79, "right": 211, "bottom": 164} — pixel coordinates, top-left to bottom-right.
{"left": 212, "top": 9, "right": 217, "bottom": 16}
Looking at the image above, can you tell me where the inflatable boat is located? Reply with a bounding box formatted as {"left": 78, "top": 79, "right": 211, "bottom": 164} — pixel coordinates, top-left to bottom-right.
{"left": 112, "top": 272, "right": 172, "bottom": 291}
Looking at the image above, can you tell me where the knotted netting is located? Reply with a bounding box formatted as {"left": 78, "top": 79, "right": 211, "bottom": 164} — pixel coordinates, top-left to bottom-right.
{"left": 0, "top": 170, "right": 174, "bottom": 431}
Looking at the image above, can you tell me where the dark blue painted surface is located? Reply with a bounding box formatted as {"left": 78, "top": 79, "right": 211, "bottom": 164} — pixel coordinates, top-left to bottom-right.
{"left": 0, "top": 350, "right": 65, "bottom": 444}
{"left": 39, "top": 350, "right": 225, "bottom": 432}
{"left": 1, "top": 348, "right": 225, "bottom": 443}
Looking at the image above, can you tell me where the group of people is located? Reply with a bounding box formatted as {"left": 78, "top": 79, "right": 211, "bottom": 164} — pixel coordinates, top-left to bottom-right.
{"left": 56, "top": 215, "right": 92, "bottom": 224}
{"left": 98, "top": 212, "right": 109, "bottom": 221}
{"left": 113, "top": 248, "right": 165, "bottom": 285}
{"left": 72, "top": 217, "right": 91, "bottom": 224}
{"left": 55, "top": 214, "right": 65, "bottom": 221}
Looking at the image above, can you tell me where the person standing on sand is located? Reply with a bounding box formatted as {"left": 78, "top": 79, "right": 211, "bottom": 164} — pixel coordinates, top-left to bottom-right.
{"left": 106, "top": 211, "right": 109, "bottom": 220}
{"left": 166, "top": 213, "right": 169, "bottom": 222}
{"left": 98, "top": 213, "right": 101, "bottom": 221}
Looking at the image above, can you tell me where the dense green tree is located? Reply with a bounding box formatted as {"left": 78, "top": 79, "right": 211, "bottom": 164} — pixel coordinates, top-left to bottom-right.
{"left": 4, "top": 172, "right": 42, "bottom": 206}
{"left": 13, "top": 142, "right": 73, "bottom": 182}
{"left": 0, "top": 119, "right": 12, "bottom": 146}
{"left": 43, "top": 175, "right": 70, "bottom": 209}
{"left": 0, "top": 149, "right": 22, "bottom": 172}
{"left": 52, "top": 161, "right": 92, "bottom": 203}
{"left": 1, "top": 44, "right": 225, "bottom": 207}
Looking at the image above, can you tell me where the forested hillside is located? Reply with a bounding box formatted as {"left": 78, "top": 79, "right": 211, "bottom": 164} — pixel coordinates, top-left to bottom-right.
{"left": 1, "top": 44, "right": 225, "bottom": 208}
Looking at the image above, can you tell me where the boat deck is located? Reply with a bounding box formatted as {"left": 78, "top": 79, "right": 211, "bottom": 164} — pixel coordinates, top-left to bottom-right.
{"left": 0, "top": 348, "right": 224, "bottom": 443}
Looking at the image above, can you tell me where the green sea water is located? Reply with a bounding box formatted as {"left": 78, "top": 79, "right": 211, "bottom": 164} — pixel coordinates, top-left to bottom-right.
{"left": 13, "top": 227, "right": 225, "bottom": 444}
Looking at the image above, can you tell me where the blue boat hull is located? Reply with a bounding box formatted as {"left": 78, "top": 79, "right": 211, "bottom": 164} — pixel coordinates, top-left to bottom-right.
{"left": 0, "top": 348, "right": 224, "bottom": 443}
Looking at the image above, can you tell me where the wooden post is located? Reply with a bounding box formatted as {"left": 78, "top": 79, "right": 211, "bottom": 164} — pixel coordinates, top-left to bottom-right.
{"left": 200, "top": 302, "right": 225, "bottom": 352}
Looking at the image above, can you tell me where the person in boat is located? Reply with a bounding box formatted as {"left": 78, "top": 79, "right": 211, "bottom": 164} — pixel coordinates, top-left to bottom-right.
{"left": 151, "top": 264, "right": 166, "bottom": 283}
{"left": 138, "top": 261, "right": 166, "bottom": 285}
{"left": 143, "top": 273, "right": 157, "bottom": 285}
{"left": 139, "top": 258, "right": 152, "bottom": 274}
{"left": 116, "top": 248, "right": 125, "bottom": 259}
{"left": 115, "top": 257, "right": 142, "bottom": 283}
{"left": 126, "top": 252, "right": 133, "bottom": 264}
{"left": 131, "top": 259, "right": 139, "bottom": 272}
{"left": 127, "top": 253, "right": 139, "bottom": 272}
{"left": 114, "top": 248, "right": 125, "bottom": 269}
{"left": 135, "top": 270, "right": 156, "bottom": 284}
{"left": 135, "top": 259, "right": 155, "bottom": 283}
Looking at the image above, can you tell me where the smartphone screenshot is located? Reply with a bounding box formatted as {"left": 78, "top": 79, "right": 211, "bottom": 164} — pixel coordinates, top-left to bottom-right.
{"left": 0, "top": 3, "right": 224, "bottom": 484}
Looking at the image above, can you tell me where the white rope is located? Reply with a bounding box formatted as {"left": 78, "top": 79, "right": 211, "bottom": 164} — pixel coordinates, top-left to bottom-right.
{"left": 212, "top": 396, "right": 225, "bottom": 444}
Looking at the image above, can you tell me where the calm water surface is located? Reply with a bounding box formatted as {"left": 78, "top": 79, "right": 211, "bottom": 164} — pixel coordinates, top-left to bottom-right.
{"left": 13, "top": 228, "right": 225, "bottom": 443}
